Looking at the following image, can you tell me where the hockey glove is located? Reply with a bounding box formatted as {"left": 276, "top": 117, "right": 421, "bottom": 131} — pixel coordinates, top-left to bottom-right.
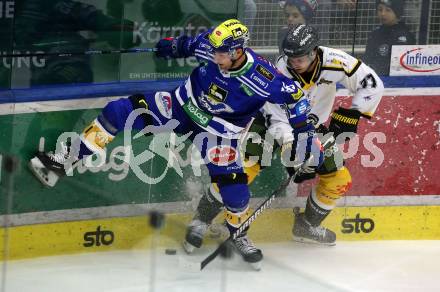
{"left": 329, "top": 107, "right": 361, "bottom": 142}
{"left": 281, "top": 128, "right": 324, "bottom": 184}
{"left": 155, "top": 36, "right": 191, "bottom": 59}
{"left": 283, "top": 99, "right": 323, "bottom": 183}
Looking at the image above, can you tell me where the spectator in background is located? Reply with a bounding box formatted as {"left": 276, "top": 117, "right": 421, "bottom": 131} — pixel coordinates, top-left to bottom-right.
{"left": 278, "top": 0, "right": 318, "bottom": 54}
{"left": 363, "top": 0, "right": 416, "bottom": 75}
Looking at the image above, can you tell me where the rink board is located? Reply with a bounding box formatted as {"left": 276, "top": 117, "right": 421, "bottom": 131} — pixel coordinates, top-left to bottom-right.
{"left": 1, "top": 205, "right": 440, "bottom": 260}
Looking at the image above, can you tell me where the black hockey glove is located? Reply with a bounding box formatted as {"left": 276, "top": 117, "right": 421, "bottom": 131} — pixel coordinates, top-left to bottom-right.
{"left": 329, "top": 107, "right": 361, "bottom": 142}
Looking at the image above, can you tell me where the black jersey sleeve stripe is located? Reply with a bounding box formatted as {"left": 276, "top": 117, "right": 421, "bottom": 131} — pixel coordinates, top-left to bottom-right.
{"left": 346, "top": 59, "right": 362, "bottom": 77}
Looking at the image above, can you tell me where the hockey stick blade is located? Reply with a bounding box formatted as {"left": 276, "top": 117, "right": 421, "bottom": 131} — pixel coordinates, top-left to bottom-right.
{"left": 200, "top": 174, "right": 294, "bottom": 270}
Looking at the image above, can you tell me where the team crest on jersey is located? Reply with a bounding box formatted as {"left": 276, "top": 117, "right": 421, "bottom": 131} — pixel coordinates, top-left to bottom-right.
{"left": 199, "top": 83, "right": 234, "bottom": 113}
{"left": 256, "top": 64, "right": 274, "bottom": 81}
{"left": 154, "top": 92, "right": 172, "bottom": 119}
{"left": 208, "top": 83, "right": 228, "bottom": 102}
{"left": 207, "top": 145, "right": 237, "bottom": 166}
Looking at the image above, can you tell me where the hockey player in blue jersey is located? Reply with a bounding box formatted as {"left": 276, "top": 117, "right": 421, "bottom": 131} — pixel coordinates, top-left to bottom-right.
{"left": 29, "top": 19, "right": 323, "bottom": 270}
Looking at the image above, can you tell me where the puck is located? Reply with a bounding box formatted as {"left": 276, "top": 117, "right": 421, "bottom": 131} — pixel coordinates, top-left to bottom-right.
{"left": 165, "top": 248, "right": 177, "bottom": 255}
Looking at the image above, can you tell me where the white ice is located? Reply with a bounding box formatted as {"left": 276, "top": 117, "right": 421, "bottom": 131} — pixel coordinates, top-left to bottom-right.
{"left": 2, "top": 241, "right": 440, "bottom": 292}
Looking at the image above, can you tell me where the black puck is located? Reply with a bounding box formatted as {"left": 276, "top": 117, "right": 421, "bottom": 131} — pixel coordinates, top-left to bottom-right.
{"left": 165, "top": 248, "right": 177, "bottom": 255}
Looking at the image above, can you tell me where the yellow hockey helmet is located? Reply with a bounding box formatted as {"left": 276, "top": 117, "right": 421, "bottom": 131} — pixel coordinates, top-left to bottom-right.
{"left": 208, "top": 19, "right": 250, "bottom": 53}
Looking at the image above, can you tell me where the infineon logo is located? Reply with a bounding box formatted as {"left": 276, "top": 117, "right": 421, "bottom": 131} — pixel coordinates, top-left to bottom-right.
{"left": 400, "top": 47, "right": 440, "bottom": 73}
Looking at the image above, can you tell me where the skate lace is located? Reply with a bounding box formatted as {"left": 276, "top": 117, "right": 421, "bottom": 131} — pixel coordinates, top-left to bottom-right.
{"left": 48, "top": 142, "right": 70, "bottom": 164}
{"left": 310, "top": 225, "right": 327, "bottom": 238}
{"left": 234, "top": 236, "right": 258, "bottom": 253}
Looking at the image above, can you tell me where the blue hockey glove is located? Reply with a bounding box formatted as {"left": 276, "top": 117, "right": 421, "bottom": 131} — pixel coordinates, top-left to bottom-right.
{"left": 155, "top": 37, "right": 180, "bottom": 59}
{"left": 283, "top": 99, "right": 323, "bottom": 183}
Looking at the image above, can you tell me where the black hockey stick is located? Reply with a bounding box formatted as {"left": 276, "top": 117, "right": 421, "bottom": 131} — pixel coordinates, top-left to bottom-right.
{"left": 0, "top": 47, "right": 157, "bottom": 58}
{"left": 200, "top": 173, "right": 296, "bottom": 270}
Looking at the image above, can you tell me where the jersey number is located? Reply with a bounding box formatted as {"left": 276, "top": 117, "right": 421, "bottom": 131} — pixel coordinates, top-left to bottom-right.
{"left": 360, "top": 74, "right": 377, "bottom": 89}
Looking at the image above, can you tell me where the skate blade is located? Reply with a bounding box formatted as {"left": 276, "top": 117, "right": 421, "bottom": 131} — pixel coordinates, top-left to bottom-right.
{"left": 182, "top": 240, "right": 197, "bottom": 254}
{"left": 292, "top": 235, "right": 336, "bottom": 246}
{"left": 28, "top": 157, "right": 59, "bottom": 187}
{"left": 249, "top": 261, "right": 262, "bottom": 271}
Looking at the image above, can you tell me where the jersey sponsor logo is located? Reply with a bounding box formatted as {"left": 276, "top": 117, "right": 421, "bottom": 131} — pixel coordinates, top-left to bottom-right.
{"left": 231, "top": 27, "right": 245, "bottom": 38}
{"left": 329, "top": 51, "right": 346, "bottom": 58}
{"left": 250, "top": 73, "right": 269, "bottom": 88}
{"left": 341, "top": 214, "right": 375, "bottom": 234}
{"left": 224, "top": 20, "right": 241, "bottom": 27}
{"left": 256, "top": 64, "right": 274, "bottom": 81}
{"left": 154, "top": 92, "right": 172, "bottom": 119}
{"left": 183, "top": 99, "right": 212, "bottom": 127}
{"left": 207, "top": 145, "right": 237, "bottom": 166}
{"left": 317, "top": 78, "right": 333, "bottom": 85}
{"left": 330, "top": 58, "right": 347, "bottom": 67}
{"left": 240, "top": 83, "right": 254, "bottom": 96}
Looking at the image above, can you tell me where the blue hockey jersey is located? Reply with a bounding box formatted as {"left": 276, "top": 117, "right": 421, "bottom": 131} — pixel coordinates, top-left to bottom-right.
{"left": 173, "top": 30, "right": 305, "bottom": 139}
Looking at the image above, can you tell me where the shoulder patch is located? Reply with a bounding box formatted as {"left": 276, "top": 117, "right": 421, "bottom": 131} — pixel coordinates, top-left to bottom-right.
{"left": 256, "top": 64, "right": 274, "bottom": 81}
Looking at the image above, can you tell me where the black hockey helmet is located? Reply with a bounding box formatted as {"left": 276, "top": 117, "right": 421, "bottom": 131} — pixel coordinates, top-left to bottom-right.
{"left": 282, "top": 24, "right": 319, "bottom": 57}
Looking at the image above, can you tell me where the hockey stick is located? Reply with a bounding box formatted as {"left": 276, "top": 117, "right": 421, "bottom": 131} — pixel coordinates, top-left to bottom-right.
{"left": 0, "top": 47, "right": 157, "bottom": 58}
{"left": 200, "top": 172, "right": 296, "bottom": 270}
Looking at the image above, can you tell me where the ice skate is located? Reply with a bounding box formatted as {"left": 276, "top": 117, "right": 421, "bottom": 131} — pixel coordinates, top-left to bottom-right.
{"left": 28, "top": 142, "right": 75, "bottom": 187}
{"left": 292, "top": 208, "right": 336, "bottom": 246}
{"left": 182, "top": 219, "right": 209, "bottom": 254}
{"left": 231, "top": 233, "right": 263, "bottom": 270}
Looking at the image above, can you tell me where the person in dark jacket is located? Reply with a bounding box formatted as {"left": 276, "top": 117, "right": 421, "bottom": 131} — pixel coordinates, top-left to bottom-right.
{"left": 363, "top": 0, "right": 416, "bottom": 75}
{"left": 278, "top": 0, "right": 318, "bottom": 54}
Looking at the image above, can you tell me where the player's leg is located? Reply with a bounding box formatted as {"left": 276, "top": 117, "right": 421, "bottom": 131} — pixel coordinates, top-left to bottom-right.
{"left": 183, "top": 183, "right": 224, "bottom": 252}
{"left": 29, "top": 92, "right": 168, "bottom": 187}
{"left": 184, "top": 135, "right": 263, "bottom": 269}
{"left": 183, "top": 113, "right": 266, "bottom": 252}
{"left": 183, "top": 161, "right": 262, "bottom": 252}
{"left": 292, "top": 126, "right": 351, "bottom": 245}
